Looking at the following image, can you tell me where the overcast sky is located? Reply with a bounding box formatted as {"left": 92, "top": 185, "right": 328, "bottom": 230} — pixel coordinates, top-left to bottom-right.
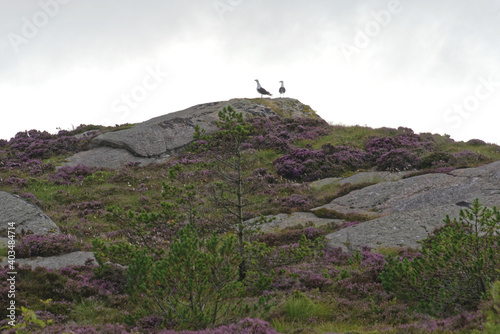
{"left": 1, "top": 0, "right": 500, "bottom": 144}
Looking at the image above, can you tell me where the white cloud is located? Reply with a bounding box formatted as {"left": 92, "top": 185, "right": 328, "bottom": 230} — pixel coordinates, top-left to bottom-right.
{"left": 1, "top": 0, "right": 499, "bottom": 143}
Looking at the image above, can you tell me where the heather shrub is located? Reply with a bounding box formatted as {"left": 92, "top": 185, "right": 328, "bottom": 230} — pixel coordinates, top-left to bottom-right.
{"left": 242, "top": 232, "right": 326, "bottom": 295}
{"left": 0, "top": 266, "right": 66, "bottom": 317}
{"left": 250, "top": 134, "right": 291, "bottom": 152}
{"left": 278, "top": 194, "right": 311, "bottom": 211}
{"left": 134, "top": 315, "right": 167, "bottom": 331}
{"left": 157, "top": 318, "right": 278, "bottom": 334}
{"left": 375, "top": 148, "right": 421, "bottom": 171}
{"left": 273, "top": 143, "right": 371, "bottom": 181}
{"left": 1, "top": 321, "right": 135, "bottom": 334}
{"left": 0, "top": 157, "right": 54, "bottom": 174}
{"left": 247, "top": 116, "right": 330, "bottom": 153}
{"left": 280, "top": 267, "right": 332, "bottom": 290}
{"left": 19, "top": 192, "right": 42, "bottom": 206}
{"left": 453, "top": 150, "right": 491, "bottom": 167}
{"left": 0, "top": 263, "right": 121, "bottom": 320}
{"left": 364, "top": 131, "right": 436, "bottom": 172}
{"left": 380, "top": 199, "right": 500, "bottom": 316}
{"left": 92, "top": 263, "right": 128, "bottom": 294}
{"left": 320, "top": 143, "right": 368, "bottom": 170}
{"left": 16, "top": 234, "right": 79, "bottom": 258}
{"left": 4, "top": 176, "right": 28, "bottom": 188}
{"left": 48, "top": 165, "right": 96, "bottom": 185}
{"left": 358, "top": 246, "right": 387, "bottom": 280}
{"left": 250, "top": 168, "right": 276, "bottom": 184}
{"left": 58, "top": 264, "right": 123, "bottom": 301}
{"left": 387, "top": 311, "right": 484, "bottom": 333}
{"left": 69, "top": 201, "right": 105, "bottom": 217}
{"left": 418, "top": 152, "right": 457, "bottom": 169}
{"left": 366, "top": 131, "right": 434, "bottom": 159}
{"left": 365, "top": 136, "right": 401, "bottom": 157}
{"left": 467, "top": 139, "right": 487, "bottom": 146}
{"left": 0, "top": 129, "right": 90, "bottom": 172}
{"left": 273, "top": 148, "right": 344, "bottom": 181}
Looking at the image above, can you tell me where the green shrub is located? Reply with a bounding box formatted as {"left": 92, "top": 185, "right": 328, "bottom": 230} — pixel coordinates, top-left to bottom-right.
{"left": 1, "top": 306, "right": 52, "bottom": 333}
{"left": 282, "top": 290, "right": 329, "bottom": 321}
{"left": 126, "top": 223, "right": 244, "bottom": 330}
{"left": 380, "top": 199, "right": 500, "bottom": 316}
{"left": 484, "top": 281, "right": 500, "bottom": 333}
{"left": 70, "top": 299, "right": 123, "bottom": 325}
{"left": 419, "top": 151, "right": 456, "bottom": 169}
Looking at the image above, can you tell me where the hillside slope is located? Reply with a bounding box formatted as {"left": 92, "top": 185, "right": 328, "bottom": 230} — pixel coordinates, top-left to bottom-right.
{"left": 1, "top": 99, "right": 500, "bottom": 333}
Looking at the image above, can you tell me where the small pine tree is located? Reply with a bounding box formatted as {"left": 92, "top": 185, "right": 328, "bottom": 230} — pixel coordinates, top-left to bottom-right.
{"left": 126, "top": 223, "right": 244, "bottom": 329}
{"left": 380, "top": 199, "right": 500, "bottom": 316}
{"left": 193, "top": 105, "right": 260, "bottom": 281}
{"left": 193, "top": 106, "right": 325, "bottom": 286}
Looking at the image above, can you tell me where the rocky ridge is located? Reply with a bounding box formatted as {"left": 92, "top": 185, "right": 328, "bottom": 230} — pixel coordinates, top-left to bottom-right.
{"left": 64, "top": 98, "right": 318, "bottom": 169}
{"left": 258, "top": 161, "right": 500, "bottom": 251}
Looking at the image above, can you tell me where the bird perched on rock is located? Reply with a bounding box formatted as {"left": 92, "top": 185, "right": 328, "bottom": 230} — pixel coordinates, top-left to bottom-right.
{"left": 255, "top": 79, "right": 272, "bottom": 98}
{"left": 279, "top": 81, "right": 286, "bottom": 97}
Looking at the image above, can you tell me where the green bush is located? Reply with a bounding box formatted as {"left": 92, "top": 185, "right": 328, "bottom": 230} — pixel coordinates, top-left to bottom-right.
{"left": 126, "top": 223, "right": 244, "bottom": 330}
{"left": 484, "top": 281, "right": 500, "bottom": 333}
{"left": 419, "top": 151, "right": 456, "bottom": 169}
{"left": 1, "top": 306, "right": 52, "bottom": 333}
{"left": 282, "top": 290, "right": 329, "bottom": 321}
{"left": 380, "top": 199, "right": 500, "bottom": 316}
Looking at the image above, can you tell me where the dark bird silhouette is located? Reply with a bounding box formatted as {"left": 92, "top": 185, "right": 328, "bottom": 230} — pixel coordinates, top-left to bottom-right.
{"left": 255, "top": 79, "right": 272, "bottom": 98}
{"left": 279, "top": 81, "right": 286, "bottom": 97}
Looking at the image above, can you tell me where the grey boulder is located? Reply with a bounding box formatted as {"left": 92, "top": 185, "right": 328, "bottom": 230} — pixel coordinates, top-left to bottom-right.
{"left": 64, "top": 98, "right": 320, "bottom": 169}
{"left": 0, "top": 251, "right": 97, "bottom": 270}
{"left": 0, "top": 191, "right": 60, "bottom": 237}
{"left": 322, "top": 161, "right": 500, "bottom": 251}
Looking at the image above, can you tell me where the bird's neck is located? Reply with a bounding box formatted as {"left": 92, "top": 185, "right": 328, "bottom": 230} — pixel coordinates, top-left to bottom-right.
{"left": 280, "top": 82, "right": 284, "bottom": 87}
{"left": 256, "top": 81, "right": 261, "bottom": 89}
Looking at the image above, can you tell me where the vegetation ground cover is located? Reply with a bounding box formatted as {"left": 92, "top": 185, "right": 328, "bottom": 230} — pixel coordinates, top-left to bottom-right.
{"left": 1, "top": 109, "right": 500, "bottom": 333}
